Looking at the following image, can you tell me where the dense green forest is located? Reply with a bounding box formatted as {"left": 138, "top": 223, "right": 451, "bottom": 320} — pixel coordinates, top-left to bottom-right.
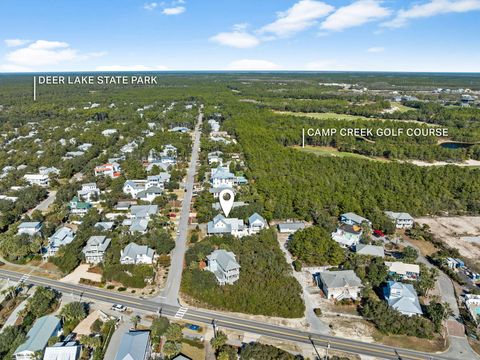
{"left": 181, "top": 229, "right": 305, "bottom": 318}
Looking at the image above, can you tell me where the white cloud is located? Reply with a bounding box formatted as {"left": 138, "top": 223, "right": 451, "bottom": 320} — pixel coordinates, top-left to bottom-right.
{"left": 367, "top": 46, "right": 385, "bottom": 53}
{"left": 95, "top": 64, "right": 169, "bottom": 71}
{"left": 3, "top": 40, "right": 105, "bottom": 69}
{"left": 260, "top": 0, "right": 334, "bottom": 37}
{"left": 320, "top": 0, "right": 391, "bottom": 31}
{"left": 226, "top": 59, "right": 281, "bottom": 71}
{"left": 6, "top": 40, "right": 77, "bottom": 67}
{"left": 4, "top": 39, "right": 30, "bottom": 47}
{"left": 210, "top": 26, "right": 260, "bottom": 48}
{"left": 144, "top": 2, "right": 158, "bottom": 11}
{"left": 162, "top": 6, "right": 185, "bottom": 15}
{"left": 383, "top": 0, "right": 480, "bottom": 28}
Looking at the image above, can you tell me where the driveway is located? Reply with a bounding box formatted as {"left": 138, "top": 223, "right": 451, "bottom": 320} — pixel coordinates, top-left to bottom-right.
{"left": 28, "top": 190, "right": 56, "bottom": 215}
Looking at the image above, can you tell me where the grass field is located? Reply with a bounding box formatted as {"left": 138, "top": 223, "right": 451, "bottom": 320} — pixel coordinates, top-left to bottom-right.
{"left": 292, "top": 145, "right": 387, "bottom": 162}
{"left": 374, "top": 331, "right": 448, "bottom": 353}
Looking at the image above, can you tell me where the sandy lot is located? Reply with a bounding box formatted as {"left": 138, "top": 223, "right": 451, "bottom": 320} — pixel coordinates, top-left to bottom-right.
{"left": 405, "top": 159, "right": 480, "bottom": 167}
{"left": 416, "top": 216, "right": 480, "bottom": 265}
{"left": 60, "top": 264, "right": 102, "bottom": 284}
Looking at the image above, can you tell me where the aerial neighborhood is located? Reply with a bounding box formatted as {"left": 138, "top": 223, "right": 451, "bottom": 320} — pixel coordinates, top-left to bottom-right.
{"left": 1, "top": 72, "right": 480, "bottom": 360}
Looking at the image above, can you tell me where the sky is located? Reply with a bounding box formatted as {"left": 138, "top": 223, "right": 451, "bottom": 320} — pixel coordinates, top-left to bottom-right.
{"left": 0, "top": 0, "right": 479, "bottom": 72}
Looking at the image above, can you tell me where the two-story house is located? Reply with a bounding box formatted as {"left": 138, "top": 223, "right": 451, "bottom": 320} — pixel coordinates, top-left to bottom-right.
{"left": 331, "top": 224, "right": 363, "bottom": 247}
{"left": 120, "top": 242, "right": 155, "bottom": 265}
{"left": 317, "top": 270, "right": 363, "bottom": 301}
{"left": 207, "top": 214, "right": 247, "bottom": 238}
{"left": 44, "top": 226, "right": 75, "bottom": 258}
{"left": 206, "top": 249, "right": 240, "bottom": 285}
{"left": 82, "top": 236, "right": 111, "bottom": 264}
{"left": 385, "top": 211, "right": 414, "bottom": 229}
{"left": 383, "top": 281, "right": 423, "bottom": 316}
{"left": 248, "top": 213, "right": 267, "bottom": 234}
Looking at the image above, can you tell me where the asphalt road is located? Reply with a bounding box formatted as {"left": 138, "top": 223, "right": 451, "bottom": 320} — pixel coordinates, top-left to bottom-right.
{"left": 159, "top": 110, "right": 202, "bottom": 305}
{"left": 0, "top": 268, "right": 456, "bottom": 360}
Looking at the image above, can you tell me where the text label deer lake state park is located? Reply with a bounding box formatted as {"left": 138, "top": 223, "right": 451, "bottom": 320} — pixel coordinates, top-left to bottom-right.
{"left": 305, "top": 127, "right": 449, "bottom": 137}
{"left": 36, "top": 75, "right": 158, "bottom": 85}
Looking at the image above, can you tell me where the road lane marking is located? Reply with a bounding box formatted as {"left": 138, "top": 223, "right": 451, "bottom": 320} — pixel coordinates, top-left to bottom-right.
{"left": 0, "top": 270, "right": 439, "bottom": 360}
{"left": 175, "top": 307, "right": 188, "bottom": 319}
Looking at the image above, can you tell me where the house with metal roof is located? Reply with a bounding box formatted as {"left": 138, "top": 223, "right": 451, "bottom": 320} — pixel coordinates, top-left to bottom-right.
{"left": 69, "top": 196, "right": 92, "bottom": 215}
{"left": 384, "top": 211, "right": 414, "bottom": 229}
{"left": 331, "top": 224, "right": 363, "bottom": 247}
{"left": 317, "top": 270, "right": 363, "bottom": 301}
{"left": 43, "top": 340, "right": 81, "bottom": 360}
{"left": 339, "top": 212, "right": 372, "bottom": 227}
{"left": 207, "top": 214, "right": 247, "bottom": 238}
{"left": 129, "top": 205, "right": 158, "bottom": 219}
{"left": 384, "top": 281, "right": 423, "bottom": 316}
{"left": 120, "top": 242, "right": 155, "bottom": 265}
{"left": 13, "top": 315, "right": 61, "bottom": 360}
{"left": 17, "top": 221, "right": 42, "bottom": 236}
{"left": 248, "top": 213, "right": 267, "bottom": 234}
{"left": 44, "top": 226, "right": 75, "bottom": 258}
{"left": 385, "top": 261, "right": 420, "bottom": 281}
{"left": 129, "top": 218, "right": 150, "bottom": 234}
{"left": 210, "top": 166, "right": 236, "bottom": 188}
{"left": 277, "top": 222, "right": 306, "bottom": 233}
{"left": 114, "top": 330, "right": 151, "bottom": 360}
{"left": 354, "top": 244, "right": 385, "bottom": 257}
{"left": 94, "top": 221, "right": 115, "bottom": 231}
{"left": 206, "top": 250, "right": 240, "bottom": 285}
{"left": 82, "top": 236, "right": 111, "bottom": 264}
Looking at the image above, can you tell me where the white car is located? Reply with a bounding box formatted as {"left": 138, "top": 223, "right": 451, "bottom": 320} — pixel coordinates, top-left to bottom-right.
{"left": 111, "top": 304, "right": 127, "bottom": 312}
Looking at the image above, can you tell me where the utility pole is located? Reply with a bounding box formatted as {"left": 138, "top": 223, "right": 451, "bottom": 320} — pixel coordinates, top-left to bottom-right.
{"left": 308, "top": 335, "right": 321, "bottom": 360}
{"left": 212, "top": 319, "right": 217, "bottom": 337}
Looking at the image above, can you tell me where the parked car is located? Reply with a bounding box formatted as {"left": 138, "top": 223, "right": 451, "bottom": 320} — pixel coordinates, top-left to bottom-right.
{"left": 185, "top": 323, "right": 200, "bottom": 331}
{"left": 111, "top": 304, "right": 127, "bottom": 312}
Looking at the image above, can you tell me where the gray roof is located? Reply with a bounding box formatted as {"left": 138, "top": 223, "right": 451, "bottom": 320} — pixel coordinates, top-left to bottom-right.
{"left": 129, "top": 219, "right": 149, "bottom": 232}
{"left": 341, "top": 212, "right": 371, "bottom": 224}
{"left": 95, "top": 221, "right": 115, "bottom": 230}
{"left": 122, "top": 242, "right": 155, "bottom": 260}
{"left": 114, "top": 331, "right": 150, "bottom": 360}
{"left": 248, "top": 213, "right": 266, "bottom": 226}
{"left": 355, "top": 244, "right": 385, "bottom": 257}
{"left": 207, "top": 250, "right": 240, "bottom": 271}
{"left": 130, "top": 205, "right": 158, "bottom": 218}
{"left": 207, "top": 214, "right": 244, "bottom": 234}
{"left": 83, "top": 236, "right": 111, "bottom": 253}
{"left": 278, "top": 222, "right": 305, "bottom": 232}
{"left": 14, "top": 315, "right": 61, "bottom": 355}
{"left": 385, "top": 211, "right": 414, "bottom": 221}
{"left": 385, "top": 281, "right": 423, "bottom": 315}
{"left": 319, "top": 270, "right": 363, "bottom": 289}
{"left": 18, "top": 221, "right": 41, "bottom": 229}
{"left": 49, "top": 226, "right": 75, "bottom": 247}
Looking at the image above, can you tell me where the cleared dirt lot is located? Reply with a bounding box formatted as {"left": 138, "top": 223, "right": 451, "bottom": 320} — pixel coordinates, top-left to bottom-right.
{"left": 416, "top": 216, "right": 480, "bottom": 266}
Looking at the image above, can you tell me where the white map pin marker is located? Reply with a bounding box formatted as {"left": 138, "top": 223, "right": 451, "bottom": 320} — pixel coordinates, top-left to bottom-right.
{"left": 219, "top": 188, "right": 235, "bottom": 217}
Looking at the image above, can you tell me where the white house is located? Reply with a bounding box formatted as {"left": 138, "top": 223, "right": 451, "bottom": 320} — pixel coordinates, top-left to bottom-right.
{"left": 120, "top": 242, "right": 155, "bottom": 265}
{"left": 24, "top": 173, "right": 49, "bottom": 187}
{"left": 206, "top": 249, "right": 240, "bottom": 285}
{"left": 94, "top": 162, "right": 121, "bottom": 178}
{"left": 384, "top": 281, "right": 423, "bottom": 316}
{"left": 101, "top": 128, "right": 117, "bottom": 136}
{"left": 39, "top": 166, "right": 60, "bottom": 176}
{"left": 339, "top": 212, "right": 372, "bottom": 227}
{"left": 385, "top": 261, "right": 420, "bottom": 281}
{"left": 120, "top": 141, "right": 139, "bottom": 154}
{"left": 82, "top": 236, "right": 111, "bottom": 264}
{"left": 385, "top": 211, "right": 414, "bottom": 229}
{"left": 248, "top": 213, "right": 267, "bottom": 234}
{"left": 277, "top": 222, "right": 306, "bottom": 233}
{"left": 13, "top": 315, "right": 61, "bottom": 360}
{"left": 207, "top": 214, "right": 247, "bottom": 237}
{"left": 354, "top": 244, "right": 385, "bottom": 257}
{"left": 17, "top": 222, "right": 42, "bottom": 236}
{"left": 210, "top": 166, "right": 236, "bottom": 188}
{"left": 77, "top": 183, "right": 100, "bottom": 202}
{"left": 129, "top": 205, "right": 158, "bottom": 220}
{"left": 331, "top": 224, "right": 363, "bottom": 247}
{"left": 317, "top": 270, "right": 363, "bottom": 301}
{"left": 44, "top": 226, "right": 75, "bottom": 258}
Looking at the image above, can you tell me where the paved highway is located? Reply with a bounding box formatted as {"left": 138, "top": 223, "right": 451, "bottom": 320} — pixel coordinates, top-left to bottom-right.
{"left": 0, "top": 268, "right": 453, "bottom": 360}
{"left": 159, "top": 110, "right": 202, "bottom": 304}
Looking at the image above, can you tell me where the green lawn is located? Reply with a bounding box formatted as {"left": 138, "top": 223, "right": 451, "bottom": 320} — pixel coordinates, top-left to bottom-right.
{"left": 275, "top": 110, "right": 369, "bottom": 121}
{"left": 293, "top": 145, "right": 387, "bottom": 162}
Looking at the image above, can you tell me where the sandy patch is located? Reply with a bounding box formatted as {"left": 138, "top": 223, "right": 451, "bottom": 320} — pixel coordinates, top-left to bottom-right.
{"left": 404, "top": 159, "right": 480, "bottom": 167}
{"left": 60, "top": 264, "right": 102, "bottom": 284}
{"left": 416, "top": 216, "right": 480, "bottom": 265}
